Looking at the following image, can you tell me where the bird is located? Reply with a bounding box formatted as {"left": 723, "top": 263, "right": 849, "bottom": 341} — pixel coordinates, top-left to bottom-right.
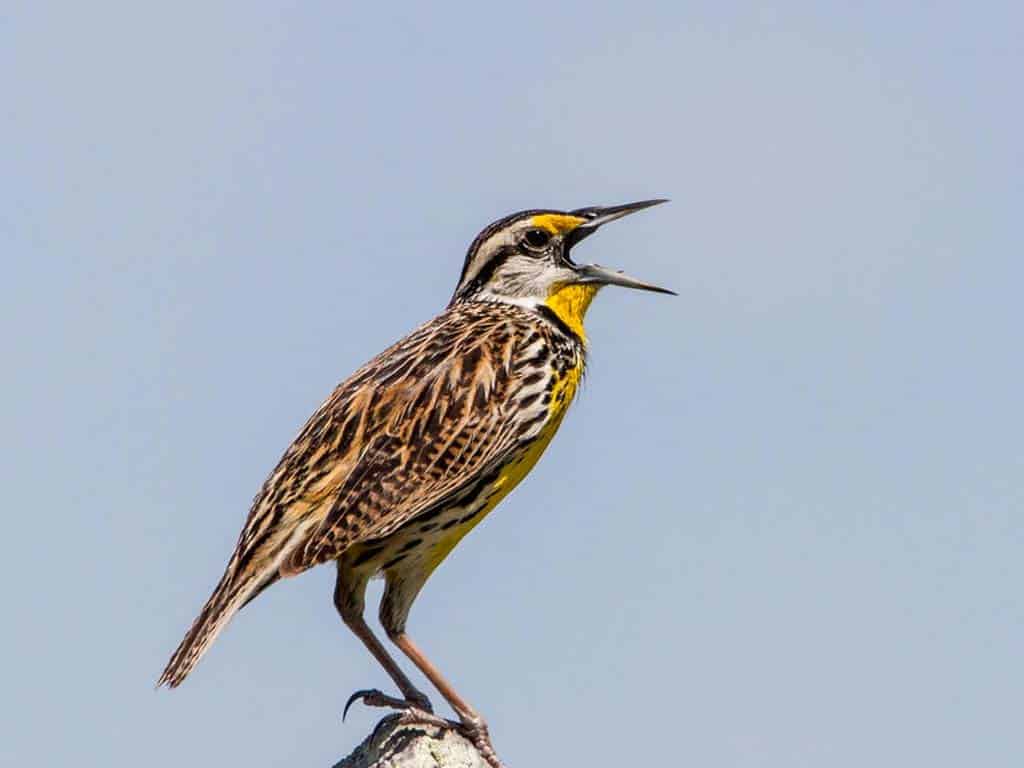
{"left": 158, "top": 199, "right": 673, "bottom": 766}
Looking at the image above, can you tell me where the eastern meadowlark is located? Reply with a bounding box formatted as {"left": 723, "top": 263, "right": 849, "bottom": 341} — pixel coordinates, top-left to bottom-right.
{"left": 159, "top": 199, "right": 673, "bottom": 766}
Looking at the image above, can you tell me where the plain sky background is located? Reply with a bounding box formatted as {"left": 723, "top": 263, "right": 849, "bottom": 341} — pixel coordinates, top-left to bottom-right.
{"left": 3, "top": 3, "right": 1022, "bottom": 766}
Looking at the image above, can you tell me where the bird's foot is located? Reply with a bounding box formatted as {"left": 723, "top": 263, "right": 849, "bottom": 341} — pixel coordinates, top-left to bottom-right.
{"left": 455, "top": 714, "right": 505, "bottom": 768}
{"left": 392, "top": 707, "right": 505, "bottom": 765}
{"left": 344, "top": 692, "right": 504, "bottom": 766}
{"left": 343, "top": 688, "right": 434, "bottom": 721}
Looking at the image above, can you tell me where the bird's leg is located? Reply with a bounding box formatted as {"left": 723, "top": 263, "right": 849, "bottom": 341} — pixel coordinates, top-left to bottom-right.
{"left": 340, "top": 614, "right": 434, "bottom": 716}
{"left": 334, "top": 569, "right": 433, "bottom": 715}
{"left": 389, "top": 631, "right": 505, "bottom": 768}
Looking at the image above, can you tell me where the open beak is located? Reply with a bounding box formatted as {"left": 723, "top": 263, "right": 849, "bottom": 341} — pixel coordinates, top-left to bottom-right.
{"left": 566, "top": 199, "right": 676, "bottom": 296}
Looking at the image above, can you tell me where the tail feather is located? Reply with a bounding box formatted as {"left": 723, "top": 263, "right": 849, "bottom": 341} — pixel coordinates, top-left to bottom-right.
{"left": 158, "top": 566, "right": 273, "bottom": 688}
{"left": 159, "top": 516, "right": 319, "bottom": 688}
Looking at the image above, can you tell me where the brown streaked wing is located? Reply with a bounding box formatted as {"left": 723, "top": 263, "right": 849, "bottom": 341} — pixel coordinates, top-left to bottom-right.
{"left": 280, "top": 304, "right": 546, "bottom": 574}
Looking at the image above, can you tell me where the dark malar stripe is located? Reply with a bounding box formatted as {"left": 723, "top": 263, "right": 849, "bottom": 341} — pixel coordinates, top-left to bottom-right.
{"left": 535, "top": 305, "right": 582, "bottom": 343}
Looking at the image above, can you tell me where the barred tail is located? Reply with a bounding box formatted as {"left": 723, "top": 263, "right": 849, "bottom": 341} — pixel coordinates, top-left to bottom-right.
{"left": 157, "top": 564, "right": 274, "bottom": 689}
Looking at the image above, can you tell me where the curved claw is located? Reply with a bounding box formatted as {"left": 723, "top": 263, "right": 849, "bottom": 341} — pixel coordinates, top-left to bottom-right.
{"left": 343, "top": 688, "right": 378, "bottom": 722}
{"left": 343, "top": 688, "right": 431, "bottom": 722}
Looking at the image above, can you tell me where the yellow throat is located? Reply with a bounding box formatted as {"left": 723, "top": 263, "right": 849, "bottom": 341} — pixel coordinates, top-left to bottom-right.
{"left": 544, "top": 282, "right": 600, "bottom": 342}
{"left": 528, "top": 213, "right": 602, "bottom": 342}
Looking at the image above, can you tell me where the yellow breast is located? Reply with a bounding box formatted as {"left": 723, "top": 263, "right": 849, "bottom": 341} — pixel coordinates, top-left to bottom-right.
{"left": 422, "top": 357, "right": 584, "bottom": 572}
{"left": 422, "top": 286, "right": 594, "bottom": 566}
{"left": 386, "top": 289, "right": 596, "bottom": 577}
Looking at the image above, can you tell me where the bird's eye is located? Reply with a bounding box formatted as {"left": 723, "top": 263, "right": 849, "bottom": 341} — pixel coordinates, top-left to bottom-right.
{"left": 522, "top": 229, "right": 551, "bottom": 250}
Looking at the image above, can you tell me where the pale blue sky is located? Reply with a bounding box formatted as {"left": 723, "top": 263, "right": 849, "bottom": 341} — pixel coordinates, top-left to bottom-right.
{"left": 3, "top": 3, "right": 1022, "bottom": 766}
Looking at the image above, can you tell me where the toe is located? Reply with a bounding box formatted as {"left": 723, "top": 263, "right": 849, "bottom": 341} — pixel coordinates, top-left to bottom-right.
{"left": 409, "top": 691, "right": 434, "bottom": 714}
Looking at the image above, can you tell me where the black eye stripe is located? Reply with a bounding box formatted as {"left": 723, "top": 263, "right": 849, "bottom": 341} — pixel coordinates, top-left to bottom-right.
{"left": 461, "top": 245, "right": 516, "bottom": 296}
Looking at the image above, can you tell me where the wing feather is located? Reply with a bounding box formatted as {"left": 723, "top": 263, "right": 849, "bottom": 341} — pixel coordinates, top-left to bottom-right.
{"left": 277, "top": 305, "right": 545, "bottom": 575}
